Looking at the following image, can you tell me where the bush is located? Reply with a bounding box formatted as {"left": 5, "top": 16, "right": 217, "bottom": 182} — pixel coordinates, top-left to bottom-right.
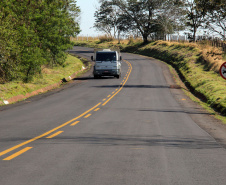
{"left": 99, "top": 35, "right": 114, "bottom": 42}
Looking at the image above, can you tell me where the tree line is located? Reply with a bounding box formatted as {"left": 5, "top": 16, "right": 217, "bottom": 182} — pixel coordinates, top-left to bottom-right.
{"left": 94, "top": 0, "right": 226, "bottom": 43}
{"left": 0, "top": 0, "right": 80, "bottom": 83}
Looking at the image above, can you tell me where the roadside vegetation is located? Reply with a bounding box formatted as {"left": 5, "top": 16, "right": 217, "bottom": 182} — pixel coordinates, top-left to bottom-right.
{"left": 0, "top": 0, "right": 80, "bottom": 83}
{"left": 0, "top": 0, "right": 87, "bottom": 104}
{"left": 73, "top": 38, "right": 226, "bottom": 121}
{"left": 0, "top": 54, "right": 89, "bottom": 103}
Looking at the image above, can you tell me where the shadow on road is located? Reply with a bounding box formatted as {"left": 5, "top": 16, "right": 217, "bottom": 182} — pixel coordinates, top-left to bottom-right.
{"left": 73, "top": 76, "right": 115, "bottom": 81}
{"left": 93, "top": 85, "right": 181, "bottom": 89}
{"left": 68, "top": 50, "right": 93, "bottom": 54}
{"left": 139, "top": 109, "right": 213, "bottom": 115}
{"left": 43, "top": 134, "right": 220, "bottom": 150}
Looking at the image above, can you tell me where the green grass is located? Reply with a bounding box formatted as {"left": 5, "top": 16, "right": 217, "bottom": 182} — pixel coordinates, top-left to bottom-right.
{"left": 0, "top": 54, "right": 87, "bottom": 102}
{"left": 223, "top": 52, "right": 226, "bottom": 61}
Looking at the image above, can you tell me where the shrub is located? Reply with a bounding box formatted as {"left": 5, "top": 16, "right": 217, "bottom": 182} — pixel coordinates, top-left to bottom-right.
{"left": 99, "top": 35, "right": 114, "bottom": 42}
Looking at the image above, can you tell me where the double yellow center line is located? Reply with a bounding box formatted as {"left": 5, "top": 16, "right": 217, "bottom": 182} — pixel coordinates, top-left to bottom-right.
{"left": 0, "top": 60, "right": 132, "bottom": 160}
{"left": 102, "top": 60, "right": 132, "bottom": 106}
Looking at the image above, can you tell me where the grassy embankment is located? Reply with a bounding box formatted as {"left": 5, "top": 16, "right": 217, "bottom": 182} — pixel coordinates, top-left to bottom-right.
{"left": 73, "top": 38, "right": 226, "bottom": 121}
{"left": 0, "top": 54, "right": 90, "bottom": 104}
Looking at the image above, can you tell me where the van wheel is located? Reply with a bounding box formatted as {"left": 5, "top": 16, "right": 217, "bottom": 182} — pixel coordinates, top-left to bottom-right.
{"left": 116, "top": 75, "right": 120, "bottom": 79}
{"left": 94, "top": 75, "right": 99, "bottom": 79}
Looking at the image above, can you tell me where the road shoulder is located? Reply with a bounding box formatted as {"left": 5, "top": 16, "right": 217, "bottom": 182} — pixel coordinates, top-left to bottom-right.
{"left": 139, "top": 54, "right": 226, "bottom": 149}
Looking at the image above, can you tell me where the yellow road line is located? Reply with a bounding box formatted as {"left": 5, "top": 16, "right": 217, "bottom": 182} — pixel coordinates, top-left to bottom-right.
{"left": 0, "top": 60, "right": 132, "bottom": 159}
{"left": 84, "top": 114, "right": 92, "bottom": 118}
{"left": 94, "top": 108, "right": 100, "bottom": 111}
{"left": 102, "top": 87, "right": 122, "bottom": 107}
{"left": 0, "top": 102, "right": 101, "bottom": 157}
{"left": 46, "top": 131, "right": 64, "bottom": 139}
{"left": 102, "top": 60, "right": 132, "bottom": 106}
{"left": 3, "top": 147, "right": 32, "bottom": 161}
{"left": 70, "top": 121, "right": 80, "bottom": 126}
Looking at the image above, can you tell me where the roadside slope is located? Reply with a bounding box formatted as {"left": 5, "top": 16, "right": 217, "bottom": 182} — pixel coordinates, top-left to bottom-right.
{"left": 127, "top": 41, "right": 226, "bottom": 116}
{"left": 0, "top": 54, "right": 90, "bottom": 105}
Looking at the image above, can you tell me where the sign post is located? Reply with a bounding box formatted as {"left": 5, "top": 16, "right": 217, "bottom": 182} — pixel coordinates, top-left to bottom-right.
{"left": 219, "top": 62, "right": 226, "bottom": 80}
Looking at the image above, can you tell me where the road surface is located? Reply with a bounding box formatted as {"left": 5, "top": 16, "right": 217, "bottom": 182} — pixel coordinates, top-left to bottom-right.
{"left": 0, "top": 46, "right": 226, "bottom": 185}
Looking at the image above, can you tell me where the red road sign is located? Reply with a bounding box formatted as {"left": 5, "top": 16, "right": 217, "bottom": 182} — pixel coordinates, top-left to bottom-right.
{"left": 220, "top": 62, "right": 226, "bottom": 80}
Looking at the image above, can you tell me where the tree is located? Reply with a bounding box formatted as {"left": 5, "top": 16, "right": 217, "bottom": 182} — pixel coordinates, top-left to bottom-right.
{"left": 150, "top": 0, "right": 186, "bottom": 40}
{"left": 196, "top": 0, "right": 226, "bottom": 40}
{"left": 0, "top": 6, "right": 21, "bottom": 82}
{"left": 111, "top": 0, "right": 160, "bottom": 43}
{"left": 94, "top": 1, "right": 124, "bottom": 38}
{"left": 95, "top": 0, "right": 185, "bottom": 43}
{"left": 152, "top": 15, "right": 175, "bottom": 40}
{"left": 0, "top": 0, "right": 80, "bottom": 83}
{"left": 185, "top": 0, "right": 208, "bottom": 42}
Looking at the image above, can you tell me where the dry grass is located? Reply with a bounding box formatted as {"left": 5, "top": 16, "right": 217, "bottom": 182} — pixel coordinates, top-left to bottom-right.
{"left": 201, "top": 47, "right": 225, "bottom": 72}
{"left": 160, "top": 40, "right": 225, "bottom": 73}
{"left": 71, "top": 36, "right": 99, "bottom": 42}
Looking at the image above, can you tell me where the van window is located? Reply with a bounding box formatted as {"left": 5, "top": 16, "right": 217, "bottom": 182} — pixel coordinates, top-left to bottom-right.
{"left": 96, "top": 52, "right": 116, "bottom": 61}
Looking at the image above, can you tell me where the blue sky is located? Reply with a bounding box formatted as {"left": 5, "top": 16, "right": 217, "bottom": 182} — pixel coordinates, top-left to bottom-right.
{"left": 77, "top": 0, "right": 100, "bottom": 36}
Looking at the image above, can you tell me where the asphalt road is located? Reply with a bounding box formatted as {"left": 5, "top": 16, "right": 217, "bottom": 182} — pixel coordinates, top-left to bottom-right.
{"left": 0, "top": 46, "right": 226, "bottom": 185}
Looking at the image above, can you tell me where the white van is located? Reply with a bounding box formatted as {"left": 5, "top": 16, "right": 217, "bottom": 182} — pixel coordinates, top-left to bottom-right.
{"left": 91, "top": 49, "right": 122, "bottom": 79}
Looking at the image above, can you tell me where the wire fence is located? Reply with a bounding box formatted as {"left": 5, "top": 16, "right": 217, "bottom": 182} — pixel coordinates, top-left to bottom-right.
{"left": 166, "top": 35, "right": 226, "bottom": 52}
